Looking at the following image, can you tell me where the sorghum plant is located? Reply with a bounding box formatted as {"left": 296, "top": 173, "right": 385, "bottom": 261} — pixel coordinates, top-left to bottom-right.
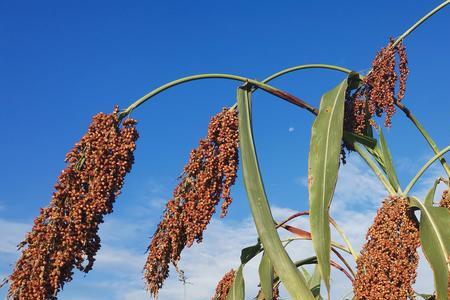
{"left": 1, "top": 2, "right": 450, "bottom": 300}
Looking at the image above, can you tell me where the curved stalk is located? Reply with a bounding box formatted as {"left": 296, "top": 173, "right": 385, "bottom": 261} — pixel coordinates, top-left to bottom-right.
{"left": 120, "top": 73, "right": 317, "bottom": 118}
{"left": 281, "top": 237, "right": 351, "bottom": 255}
{"left": 329, "top": 218, "right": 359, "bottom": 261}
{"left": 261, "top": 64, "right": 351, "bottom": 83}
{"left": 276, "top": 211, "right": 358, "bottom": 261}
{"left": 353, "top": 143, "right": 396, "bottom": 195}
{"left": 395, "top": 101, "right": 450, "bottom": 177}
{"left": 404, "top": 145, "right": 450, "bottom": 195}
{"left": 392, "top": 0, "right": 450, "bottom": 47}
{"left": 331, "top": 247, "right": 356, "bottom": 278}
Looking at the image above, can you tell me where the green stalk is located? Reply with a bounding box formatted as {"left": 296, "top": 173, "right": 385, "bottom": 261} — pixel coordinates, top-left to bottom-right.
{"left": 328, "top": 218, "right": 359, "bottom": 261}
{"left": 237, "top": 86, "right": 314, "bottom": 300}
{"left": 279, "top": 233, "right": 351, "bottom": 254}
{"left": 353, "top": 143, "right": 396, "bottom": 195}
{"left": 392, "top": 0, "right": 450, "bottom": 47}
{"left": 120, "top": 73, "right": 317, "bottom": 118}
{"left": 261, "top": 64, "right": 351, "bottom": 83}
{"left": 404, "top": 145, "right": 450, "bottom": 195}
{"left": 395, "top": 102, "right": 450, "bottom": 177}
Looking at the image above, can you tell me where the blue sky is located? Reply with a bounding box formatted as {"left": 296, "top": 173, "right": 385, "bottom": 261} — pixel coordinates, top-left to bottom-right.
{"left": 1, "top": 1, "right": 449, "bottom": 299}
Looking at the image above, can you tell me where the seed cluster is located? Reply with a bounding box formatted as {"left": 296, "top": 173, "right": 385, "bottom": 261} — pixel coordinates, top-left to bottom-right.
{"left": 211, "top": 269, "right": 235, "bottom": 300}
{"left": 256, "top": 284, "right": 280, "bottom": 300}
{"left": 439, "top": 189, "right": 449, "bottom": 209}
{"left": 144, "top": 108, "right": 239, "bottom": 297}
{"left": 344, "top": 39, "right": 409, "bottom": 134}
{"left": 439, "top": 189, "right": 450, "bottom": 298}
{"left": 6, "top": 107, "right": 138, "bottom": 300}
{"left": 353, "top": 196, "right": 420, "bottom": 300}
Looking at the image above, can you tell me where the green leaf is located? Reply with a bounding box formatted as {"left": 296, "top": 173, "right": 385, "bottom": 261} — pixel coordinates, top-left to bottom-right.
{"left": 237, "top": 86, "right": 314, "bottom": 300}
{"left": 241, "top": 242, "right": 262, "bottom": 265}
{"left": 300, "top": 266, "right": 311, "bottom": 281}
{"left": 378, "top": 128, "right": 400, "bottom": 192}
{"left": 343, "top": 131, "right": 377, "bottom": 149}
{"left": 365, "top": 145, "right": 386, "bottom": 173}
{"left": 226, "top": 265, "right": 245, "bottom": 300}
{"left": 309, "top": 265, "right": 322, "bottom": 299}
{"left": 258, "top": 252, "right": 274, "bottom": 300}
{"left": 416, "top": 293, "right": 436, "bottom": 300}
{"left": 308, "top": 78, "right": 348, "bottom": 296}
{"left": 410, "top": 196, "right": 450, "bottom": 300}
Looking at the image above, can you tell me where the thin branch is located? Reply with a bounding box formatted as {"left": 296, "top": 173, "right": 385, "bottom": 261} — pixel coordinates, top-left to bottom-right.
{"left": 392, "top": 0, "right": 450, "bottom": 47}
{"left": 404, "top": 145, "right": 450, "bottom": 194}
{"left": 353, "top": 143, "right": 397, "bottom": 195}
{"left": 395, "top": 100, "right": 450, "bottom": 177}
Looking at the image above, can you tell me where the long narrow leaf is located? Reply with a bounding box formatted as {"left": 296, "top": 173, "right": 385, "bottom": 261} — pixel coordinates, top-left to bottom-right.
{"left": 410, "top": 196, "right": 450, "bottom": 300}
{"left": 308, "top": 78, "right": 348, "bottom": 296}
{"left": 237, "top": 86, "right": 314, "bottom": 300}
{"left": 378, "top": 128, "right": 400, "bottom": 191}
{"left": 258, "top": 252, "right": 274, "bottom": 300}
{"left": 309, "top": 265, "right": 322, "bottom": 299}
{"left": 226, "top": 265, "right": 245, "bottom": 300}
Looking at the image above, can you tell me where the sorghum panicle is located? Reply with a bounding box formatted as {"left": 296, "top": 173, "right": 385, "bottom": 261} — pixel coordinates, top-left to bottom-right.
{"left": 6, "top": 107, "right": 138, "bottom": 300}
{"left": 144, "top": 108, "right": 239, "bottom": 297}
{"left": 396, "top": 41, "right": 409, "bottom": 101}
{"left": 353, "top": 196, "right": 420, "bottom": 300}
{"left": 439, "top": 189, "right": 449, "bottom": 209}
{"left": 344, "top": 39, "right": 409, "bottom": 133}
{"left": 211, "top": 269, "right": 235, "bottom": 300}
{"left": 438, "top": 189, "right": 450, "bottom": 298}
{"left": 365, "top": 39, "right": 398, "bottom": 128}
{"left": 256, "top": 284, "right": 280, "bottom": 300}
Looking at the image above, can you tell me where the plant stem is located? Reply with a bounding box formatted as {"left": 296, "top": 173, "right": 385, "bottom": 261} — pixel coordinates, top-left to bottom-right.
{"left": 404, "top": 145, "right": 450, "bottom": 195}
{"left": 329, "top": 218, "right": 359, "bottom": 261}
{"left": 395, "top": 101, "right": 450, "bottom": 177}
{"left": 261, "top": 64, "right": 351, "bottom": 83}
{"left": 331, "top": 247, "right": 356, "bottom": 278}
{"left": 275, "top": 211, "right": 359, "bottom": 261}
{"left": 392, "top": 0, "right": 450, "bottom": 47}
{"left": 280, "top": 237, "right": 351, "bottom": 255}
{"left": 120, "top": 73, "right": 317, "bottom": 118}
{"left": 353, "top": 143, "right": 396, "bottom": 195}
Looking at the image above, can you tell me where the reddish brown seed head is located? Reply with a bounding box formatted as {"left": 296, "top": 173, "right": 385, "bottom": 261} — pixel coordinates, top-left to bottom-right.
{"left": 353, "top": 196, "right": 420, "bottom": 300}
{"left": 211, "top": 269, "right": 235, "bottom": 300}
{"left": 439, "top": 189, "right": 450, "bottom": 209}
{"left": 144, "top": 108, "right": 239, "bottom": 297}
{"left": 344, "top": 39, "right": 409, "bottom": 135}
{"left": 438, "top": 189, "right": 450, "bottom": 298}
{"left": 6, "top": 107, "right": 138, "bottom": 300}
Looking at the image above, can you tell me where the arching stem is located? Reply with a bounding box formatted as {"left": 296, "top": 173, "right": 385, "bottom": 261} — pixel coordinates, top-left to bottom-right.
{"left": 120, "top": 73, "right": 317, "bottom": 119}
{"left": 261, "top": 64, "right": 351, "bottom": 83}
{"left": 353, "top": 143, "right": 397, "bottom": 195}
{"left": 395, "top": 101, "right": 450, "bottom": 177}
{"left": 392, "top": 0, "right": 450, "bottom": 47}
{"left": 404, "top": 145, "right": 450, "bottom": 195}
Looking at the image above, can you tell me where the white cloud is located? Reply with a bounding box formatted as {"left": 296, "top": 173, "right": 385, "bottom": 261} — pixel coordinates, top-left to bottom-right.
{"left": 0, "top": 154, "right": 445, "bottom": 300}
{"left": 288, "top": 127, "right": 295, "bottom": 133}
{"left": 0, "top": 219, "right": 29, "bottom": 255}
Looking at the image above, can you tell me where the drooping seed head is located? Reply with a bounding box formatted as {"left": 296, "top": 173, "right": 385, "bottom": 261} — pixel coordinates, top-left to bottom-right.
{"left": 6, "top": 107, "right": 138, "bottom": 300}
{"left": 344, "top": 39, "right": 409, "bottom": 135}
{"left": 353, "top": 196, "right": 420, "bottom": 300}
{"left": 144, "top": 108, "right": 239, "bottom": 297}
{"left": 211, "top": 269, "right": 235, "bottom": 300}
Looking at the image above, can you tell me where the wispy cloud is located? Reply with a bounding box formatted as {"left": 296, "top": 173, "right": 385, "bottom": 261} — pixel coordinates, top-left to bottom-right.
{"left": 0, "top": 154, "right": 443, "bottom": 299}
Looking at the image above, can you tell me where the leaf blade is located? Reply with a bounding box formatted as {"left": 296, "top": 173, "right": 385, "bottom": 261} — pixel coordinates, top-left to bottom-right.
{"left": 378, "top": 128, "right": 400, "bottom": 191}
{"left": 308, "top": 78, "right": 348, "bottom": 296}
{"left": 410, "top": 196, "right": 450, "bottom": 300}
{"left": 258, "top": 252, "right": 274, "bottom": 300}
{"left": 237, "top": 86, "right": 314, "bottom": 300}
{"left": 226, "top": 265, "right": 245, "bottom": 300}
